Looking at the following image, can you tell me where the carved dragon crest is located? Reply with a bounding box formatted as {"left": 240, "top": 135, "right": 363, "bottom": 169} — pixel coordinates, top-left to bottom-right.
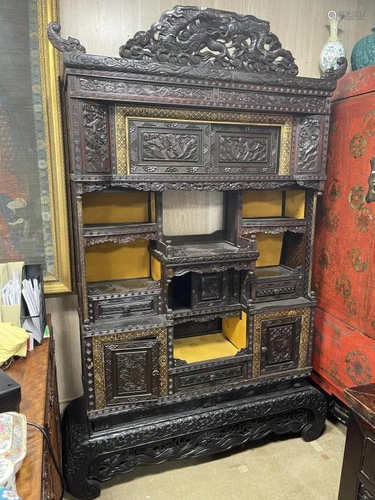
{"left": 119, "top": 6, "right": 299, "bottom": 75}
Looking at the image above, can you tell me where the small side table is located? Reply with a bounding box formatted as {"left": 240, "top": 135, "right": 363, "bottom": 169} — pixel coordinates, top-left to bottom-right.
{"left": 338, "top": 384, "right": 375, "bottom": 500}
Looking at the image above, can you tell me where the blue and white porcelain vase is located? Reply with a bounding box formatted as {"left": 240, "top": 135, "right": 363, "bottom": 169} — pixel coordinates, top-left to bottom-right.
{"left": 351, "top": 28, "right": 375, "bottom": 70}
{"left": 319, "top": 11, "right": 346, "bottom": 73}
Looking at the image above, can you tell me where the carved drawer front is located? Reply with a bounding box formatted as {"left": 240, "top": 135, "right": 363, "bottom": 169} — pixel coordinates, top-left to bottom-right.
{"left": 104, "top": 339, "right": 159, "bottom": 405}
{"left": 127, "top": 119, "right": 208, "bottom": 174}
{"left": 251, "top": 279, "right": 302, "bottom": 303}
{"left": 211, "top": 123, "right": 279, "bottom": 174}
{"left": 191, "top": 272, "right": 228, "bottom": 309}
{"left": 260, "top": 316, "right": 301, "bottom": 375}
{"left": 174, "top": 361, "right": 247, "bottom": 392}
{"left": 124, "top": 118, "right": 281, "bottom": 176}
{"left": 89, "top": 295, "right": 158, "bottom": 323}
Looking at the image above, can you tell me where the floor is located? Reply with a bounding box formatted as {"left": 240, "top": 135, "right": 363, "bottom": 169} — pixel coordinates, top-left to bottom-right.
{"left": 65, "top": 419, "right": 346, "bottom": 500}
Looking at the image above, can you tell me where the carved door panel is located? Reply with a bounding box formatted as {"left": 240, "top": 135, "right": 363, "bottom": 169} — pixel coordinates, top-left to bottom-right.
{"left": 104, "top": 339, "right": 159, "bottom": 405}
{"left": 260, "top": 316, "right": 301, "bottom": 375}
{"left": 294, "top": 115, "right": 325, "bottom": 177}
{"left": 81, "top": 101, "right": 111, "bottom": 174}
{"left": 126, "top": 119, "right": 281, "bottom": 176}
{"left": 211, "top": 123, "right": 280, "bottom": 174}
{"left": 191, "top": 272, "right": 228, "bottom": 309}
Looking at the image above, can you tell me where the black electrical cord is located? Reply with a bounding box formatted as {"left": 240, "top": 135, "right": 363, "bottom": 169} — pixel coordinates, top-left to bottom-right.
{"left": 26, "top": 421, "right": 66, "bottom": 500}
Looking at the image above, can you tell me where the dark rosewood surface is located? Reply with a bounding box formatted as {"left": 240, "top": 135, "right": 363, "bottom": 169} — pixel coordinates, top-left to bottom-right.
{"left": 47, "top": 6, "right": 346, "bottom": 499}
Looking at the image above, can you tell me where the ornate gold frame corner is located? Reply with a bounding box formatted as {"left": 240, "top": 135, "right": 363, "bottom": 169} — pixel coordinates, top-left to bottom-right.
{"left": 38, "top": 0, "right": 72, "bottom": 293}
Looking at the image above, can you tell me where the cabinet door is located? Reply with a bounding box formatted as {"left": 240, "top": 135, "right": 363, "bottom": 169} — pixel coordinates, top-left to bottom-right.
{"left": 104, "top": 339, "right": 159, "bottom": 405}
{"left": 260, "top": 316, "right": 301, "bottom": 375}
{"left": 191, "top": 272, "right": 228, "bottom": 309}
{"left": 252, "top": 308, "right": 311, "bottom": 378}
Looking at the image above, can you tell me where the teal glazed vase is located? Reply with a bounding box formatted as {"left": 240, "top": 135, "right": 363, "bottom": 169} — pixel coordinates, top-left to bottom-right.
{"left": 352, "top": 28, "right": 375, "bottom": 70}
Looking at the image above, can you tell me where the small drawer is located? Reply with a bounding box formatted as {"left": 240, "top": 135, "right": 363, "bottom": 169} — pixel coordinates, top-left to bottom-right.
{"left": 89, "top": 295, "right": 158, "bottom": 322}
{"left": 174, "top": 361, "right": 247, "bottom": 392}
{"left": 191, "top": 272, "right": 228, "bottom": 309}
{"left": 251, "top": 279, "right": 302, "bottom": 303}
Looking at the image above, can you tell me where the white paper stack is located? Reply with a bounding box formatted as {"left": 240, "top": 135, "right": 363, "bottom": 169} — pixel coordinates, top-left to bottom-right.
{"left": 21, "top": 279, "right": 42, "bottom": 344}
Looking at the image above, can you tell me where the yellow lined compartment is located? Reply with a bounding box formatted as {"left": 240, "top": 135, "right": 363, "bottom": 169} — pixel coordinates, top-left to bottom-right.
{"left": 285, "top": 190, "right": 305, "bottom": 218}
{"left": 255, "top": 233, "right": 284, "bottom": 267}
{"left": 222, "top": 313, "right": 247, "bottom": 350}
{"left": 82, "top": 192, "right": 149, "bottom": 224}
{"left": 150, "top": 256, "right": 162, "bottom": 281}
{"left": 173, "top": 333, "right": 238, "bottom": 364}
{"left": 243, "top": 190, "right": 283, "bottom": 218}
{"left": 85, "top": 240, "right": 150, "bottom": 282}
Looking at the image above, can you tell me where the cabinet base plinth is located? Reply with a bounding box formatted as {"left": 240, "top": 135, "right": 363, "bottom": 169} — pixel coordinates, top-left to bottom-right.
{"left": 62, "top": 382, "right": 326, "bottom": 499}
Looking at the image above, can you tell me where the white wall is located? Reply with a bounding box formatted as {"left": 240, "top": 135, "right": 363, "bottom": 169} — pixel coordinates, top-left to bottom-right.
{"left": 50, "top": 0, "right": 375, "bottom": 408}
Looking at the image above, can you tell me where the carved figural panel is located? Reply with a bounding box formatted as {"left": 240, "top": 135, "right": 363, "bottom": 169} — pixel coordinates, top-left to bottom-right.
{"left": 296, "top": 116, "right": 323, "bottom": 174}
{"left": 128, "top": 119, "right": 207, "bottom": 173}
{"left": 116, "top": 107, "right": 292, "bottom": 176}
{"left": 82, "top": 102, "right": 110, "bottom": 173}
{"left": 104, "top": 339, "right": 159, "bottom": 405}
{"left": 127, "top": 118, "right": 280, "bottom": 175}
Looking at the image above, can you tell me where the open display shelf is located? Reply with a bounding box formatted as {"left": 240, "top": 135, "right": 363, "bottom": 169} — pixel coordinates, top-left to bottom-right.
{"left": 48, "top": 5, "right": 346, "bottom": 497}
{"left": 174, "top": 332, "right": 239, "bottom": 364}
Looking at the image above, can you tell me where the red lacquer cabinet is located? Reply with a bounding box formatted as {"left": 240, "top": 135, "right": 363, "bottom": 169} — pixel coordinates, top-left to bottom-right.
{"left": 312, "top": 67, "right": 375, "bottom": 403}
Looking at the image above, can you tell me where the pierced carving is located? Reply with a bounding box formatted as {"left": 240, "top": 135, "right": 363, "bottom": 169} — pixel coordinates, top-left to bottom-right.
{"left": 47, "top": 22, "right": 86, "bottom": 53}
{"left": 119, "top": 6, "right": 298, "bottom": 75}
{"left": 82, "top": 103, "right": 110, "bottom": 172}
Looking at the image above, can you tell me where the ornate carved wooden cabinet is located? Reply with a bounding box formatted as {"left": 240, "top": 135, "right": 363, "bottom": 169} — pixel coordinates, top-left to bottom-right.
{"left": 48, "top": 7, "right": 346, "bottom": 499}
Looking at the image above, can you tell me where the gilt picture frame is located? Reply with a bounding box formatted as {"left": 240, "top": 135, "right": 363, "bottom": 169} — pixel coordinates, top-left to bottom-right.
{"left": 0, "top": 0, "right": 71, "bottom": 293}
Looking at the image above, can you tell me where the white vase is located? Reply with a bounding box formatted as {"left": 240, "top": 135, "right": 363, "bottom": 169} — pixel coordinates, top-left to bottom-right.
{"left": 319, "top": 11, "right": 346, "bottom": 72}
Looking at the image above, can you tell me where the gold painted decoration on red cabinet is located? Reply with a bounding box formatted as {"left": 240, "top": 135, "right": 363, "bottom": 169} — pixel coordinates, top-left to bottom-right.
{"left": 349, "top": 133, "right": 367, "bottom": 158}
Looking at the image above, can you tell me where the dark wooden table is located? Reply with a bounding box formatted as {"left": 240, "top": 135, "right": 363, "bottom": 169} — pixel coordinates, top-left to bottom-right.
{"left": 338, "top": 384, "right": 375, "bottom": 500}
